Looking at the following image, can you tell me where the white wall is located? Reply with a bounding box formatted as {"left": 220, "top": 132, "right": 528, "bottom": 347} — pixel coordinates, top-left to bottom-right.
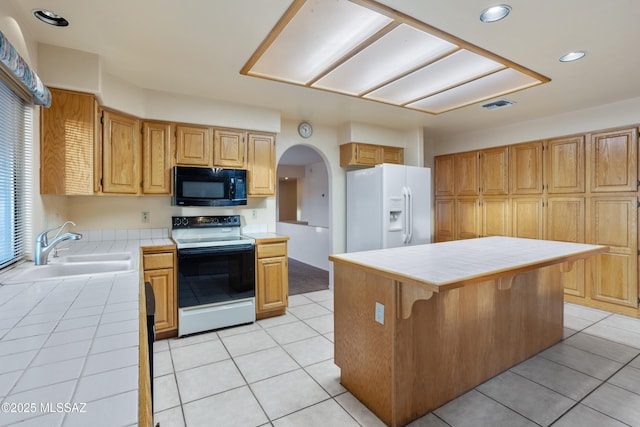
{"left": 433, "top": 97, "right": 640, "bottom": 155}
{"left": 300, "top": 161, "right": 329, "bottom": 227}
{"left": 276, "top": 222, "right": 330, "bottom": 270}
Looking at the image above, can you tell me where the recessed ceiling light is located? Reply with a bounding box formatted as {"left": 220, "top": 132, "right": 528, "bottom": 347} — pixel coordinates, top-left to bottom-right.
{"left": 559, "top": 51, "right": 586, "bottom": 62}
{"left": 33, "top": 9, "right": 69, "bottom": 27}
{"left": 480, "top": 5, "right": 511, "bottom": 23}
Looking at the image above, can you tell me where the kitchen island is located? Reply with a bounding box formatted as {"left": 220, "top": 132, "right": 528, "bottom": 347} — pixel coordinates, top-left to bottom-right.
{"left": 329, "top": 237, "right": 607, "bottom": 427}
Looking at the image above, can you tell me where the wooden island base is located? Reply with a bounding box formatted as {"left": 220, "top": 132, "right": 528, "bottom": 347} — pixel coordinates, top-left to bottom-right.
{"left": 334, "top": 261, "right": 564, "bottom": 426}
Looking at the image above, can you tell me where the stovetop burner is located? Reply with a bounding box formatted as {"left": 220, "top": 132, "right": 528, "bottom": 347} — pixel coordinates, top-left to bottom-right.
{"left": 172, "top": 215, "right": 254, "bottom": 249}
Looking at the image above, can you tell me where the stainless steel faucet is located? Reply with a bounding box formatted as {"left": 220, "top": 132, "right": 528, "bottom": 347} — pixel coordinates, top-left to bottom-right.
{"left": 34, "top": 221, "right": 83, "bottom": 265}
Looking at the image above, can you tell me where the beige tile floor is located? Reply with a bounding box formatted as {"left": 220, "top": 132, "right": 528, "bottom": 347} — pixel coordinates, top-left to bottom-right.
{"left": 154, "top": 290, "right": 640, "bottom": 427}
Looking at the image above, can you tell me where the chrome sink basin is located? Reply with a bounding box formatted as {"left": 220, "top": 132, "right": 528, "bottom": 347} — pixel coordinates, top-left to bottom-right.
{"left": 1, "top": 254, "right": 133, "bottom": 284}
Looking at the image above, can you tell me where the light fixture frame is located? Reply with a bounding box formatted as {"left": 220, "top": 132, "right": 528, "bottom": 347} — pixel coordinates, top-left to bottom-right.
{"left": 559, "top": 51, "right": 586, "bottom": 63}
{"left": 241, "top": 0, "right": 549, "bottom": 114}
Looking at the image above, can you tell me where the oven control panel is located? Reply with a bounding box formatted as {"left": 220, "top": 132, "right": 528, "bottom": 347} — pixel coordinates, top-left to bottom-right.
{"left": 172, "top": 215, "right": 241, "bottom": 229}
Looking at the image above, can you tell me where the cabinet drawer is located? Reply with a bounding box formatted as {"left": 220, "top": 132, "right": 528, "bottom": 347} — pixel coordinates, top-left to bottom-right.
{"left": 143, "top": 252, "right": 174, "bottom": 270}
{"left": 257, "top": 243, "right": 287, "bottom": 259}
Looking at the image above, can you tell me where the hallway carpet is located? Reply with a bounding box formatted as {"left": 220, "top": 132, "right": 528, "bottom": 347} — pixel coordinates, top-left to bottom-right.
{"left": 288, "top": 258, "right": 329, "bottom": 295}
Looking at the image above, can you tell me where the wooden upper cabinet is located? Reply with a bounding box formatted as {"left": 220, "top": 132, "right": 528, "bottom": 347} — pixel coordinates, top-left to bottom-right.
{"left": 510, "top": 141, "right": 543, "bottom": 194}
{"left": 247, "top": 133, "right": 276, "bottom": 196}
{"left": 175, "top": 125, "right": 212, "bottom": 167}
{"left": 214, "top": 129, "right": 246, "bottom": 168}
{"left": 434, "top": 155, "right": 454, "bottom": 197}
{"left": 590, "top": 127, "right": 638, "bottom": 192}
{"left": 481, "top": 147, "right": 508, "bottom": 195}
{"left": 546, "top": 136, "right": 585, "bottom": 194}
{"left": 101, "top": 109, "right": 141, "bottom": 195}
{"left": 41, "top": 88, "right": 99, "bottom": 195}
{"left": 340, "top": 142, "right": 381, "bottom": 167}
{"left": 142, "top": 121, "right": 173, "bottom": 195}
{"left": 454, "top": 151, "right": 479, "bottom": 196}
{"left": 383, "top": 146, "right": 404, "bottom": 164}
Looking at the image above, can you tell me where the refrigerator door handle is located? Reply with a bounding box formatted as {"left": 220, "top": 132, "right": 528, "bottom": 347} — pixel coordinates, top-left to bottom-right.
{"left": 401, "top": 187, "right": 409, "bottom": 244}
{"left": 407, "top": 187, "right": 413, "bottom": 244}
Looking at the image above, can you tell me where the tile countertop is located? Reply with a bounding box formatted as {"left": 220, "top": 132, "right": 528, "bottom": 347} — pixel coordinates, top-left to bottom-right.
{"left": 0, "top": 231, "right": 173, "bottom": 427}
{"left": 243, "top": 232, "right": 290, "bottom": 243}
{"left": 329, "top": 236, "right": 608, "bottom": 292}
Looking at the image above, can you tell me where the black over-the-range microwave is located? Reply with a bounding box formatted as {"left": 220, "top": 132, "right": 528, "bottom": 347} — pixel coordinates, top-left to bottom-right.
{"left": 173, "top": 166, "right": 247, "bottom": 207}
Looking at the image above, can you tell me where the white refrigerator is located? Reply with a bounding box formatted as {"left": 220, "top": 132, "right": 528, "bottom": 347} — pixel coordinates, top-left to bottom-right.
{"left": 346, "top": 163, "right": 431, "bottom": 252}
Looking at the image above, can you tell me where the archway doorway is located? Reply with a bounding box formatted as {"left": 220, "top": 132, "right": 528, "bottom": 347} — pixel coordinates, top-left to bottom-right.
{"left": 276, "top": 145, "right": 330, "bottom": 295}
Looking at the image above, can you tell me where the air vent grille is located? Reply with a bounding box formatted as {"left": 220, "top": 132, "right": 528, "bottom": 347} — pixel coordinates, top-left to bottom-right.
{"left": 482, "top": 99, "right": 516, "bottom": 110}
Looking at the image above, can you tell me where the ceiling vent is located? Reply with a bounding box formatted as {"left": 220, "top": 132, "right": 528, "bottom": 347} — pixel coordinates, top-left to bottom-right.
{"left": 482, "top": 98, "right": 516, "bottom": 110}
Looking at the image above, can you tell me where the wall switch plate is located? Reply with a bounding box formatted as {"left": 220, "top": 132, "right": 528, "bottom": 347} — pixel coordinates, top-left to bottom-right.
{"left": 141, "top": 211, "right": 149, "bottom": 223}
{"left": 252, "top": 209, "right": 257, "bottom": 219}
{"left": 375, "top": 302, "right": 384, "bottom": 325}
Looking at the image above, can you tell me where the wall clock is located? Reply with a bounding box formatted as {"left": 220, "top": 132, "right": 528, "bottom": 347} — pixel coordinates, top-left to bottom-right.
{"left": 298, "top": 121, "right": 313, "bottom": 138}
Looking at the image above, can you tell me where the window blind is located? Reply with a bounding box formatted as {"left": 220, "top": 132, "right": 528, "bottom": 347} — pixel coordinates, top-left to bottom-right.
{"left": 0, "top": 78, "right": 32, "bottom": 269}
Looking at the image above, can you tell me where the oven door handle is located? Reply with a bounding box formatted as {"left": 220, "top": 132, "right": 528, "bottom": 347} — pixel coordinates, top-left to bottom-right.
{"left": 178, "top": 245, "right": 255, "bottom": 257}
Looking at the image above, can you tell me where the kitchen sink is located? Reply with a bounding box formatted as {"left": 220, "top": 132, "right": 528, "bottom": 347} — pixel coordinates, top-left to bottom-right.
{"left": 59, "top": 252, "right": 132, "bottom": 263}
{"left": 1, "top": 254, "right": 133, "bottom": 284}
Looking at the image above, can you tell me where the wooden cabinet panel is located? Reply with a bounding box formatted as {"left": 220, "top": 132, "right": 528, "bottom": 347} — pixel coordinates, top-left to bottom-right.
{"left": 176, "top": 125, "right": 212, "bottom": 166}
{"left": 546, "top": 136, "right": 585, "bottom": 193}
{"left": 142, "top": 121, "right": 173, "bottom": 195}
{"left": 546, "top": 197, "right": 586, "bottom": 297}
{"left": 102, "top": 109, "right": 141, "bottom": 194}
{"left": 590, "top": 128, "right": 638, "bottom": 192}
{"left": 456, "top": 198, "right": 480, "bottom": 239}
{"left": 482, "top": 198, "right": 509, "bottom": 237}
{"left": 481, "top": 147, "right": 509, "bottom": 195}
{"left": 353, "top": 143, "right": 381, "bottom": 165}
{"left": 143, "top": 248, "right": 177, "bottom": 338}
{"left": 511, "top": 197, "right": 544, "bottom": 239}
{"left": 256, "top": 257, "right": 288, "bottom": 314}
{"left": 588, "top": 196, "right": 638, "bottom": 307}
{"left": 510, "top": 141, "right": 543, "bottom": 195}
{"left": 434, "top": 198, "right": 455, "bottom": 242}
{"left": 247, "top": 133, "right": 276, "bottom": 196}
{"left": 144, "top": 268, "right": 175, "bottom": 334}
{"left": 41, "top": 88, "right": 98, "bottom": 195}
{"left": 214, "top": 129, "right": 246, "bottom": 168}
{"left": 255, "top": 239, "right": 289, "bottom": 319}
{"left": 455, "top": 151, "right": 479, "bottom": 196}
{"left": 434, "top": 155, "right": 455, "bottom": 197}
{"left": 383, "top": 146, "right": 404, "bottom": 164}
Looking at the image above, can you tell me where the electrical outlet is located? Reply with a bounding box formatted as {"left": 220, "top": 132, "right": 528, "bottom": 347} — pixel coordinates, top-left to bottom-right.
{"left": 252, "top": 209, "right": 257, "bottom": 220}
{"left": 141, "top": 211, "right": 149, "bottom": 223}
{"left": 375, "top": 302, "right": 384, "bottom": 325}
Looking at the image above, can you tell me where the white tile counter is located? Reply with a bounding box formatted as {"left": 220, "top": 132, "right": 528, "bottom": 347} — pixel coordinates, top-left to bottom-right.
{"left": 0, "top": 230, "right": 173, "bottom": 427}
{"left": 330, "top": 236, "right": 607, "bottom": 292}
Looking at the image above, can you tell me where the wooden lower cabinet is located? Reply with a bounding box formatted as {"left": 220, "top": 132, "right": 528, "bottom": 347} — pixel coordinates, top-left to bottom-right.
{"left": 511, "top": 197, "right": 544, "bottom": 239}
{"left": 587, "top": 196, "right": 638, "bottom": 308}
{"left": 546, "top": 197, "right": 586, "bottom": 297}
{"left": 482, "top": 197, "right": 509, "bottom": 237}
{"left": 456, "top": 198, "right": 480, "bottom": 239}
{"left": 434, "top": 198, "right": 455, "bottom": 242}
{"left": 255, "top": 237, "right": 289, "bottom": 319}
{"left": 142, "top": 246, "right": 177, "bottom": 339}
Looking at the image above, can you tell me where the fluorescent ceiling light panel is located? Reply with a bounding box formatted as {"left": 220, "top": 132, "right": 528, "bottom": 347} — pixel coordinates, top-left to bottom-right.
{"left": 407, "top": 68, "right": 539, "bottom": 113}
{"left": 313, "top": 24, "right": 456, "bottom": 95}
{"left": 365, "top": 49, "right": 505, "bottom": 104}
{"left": 242, "top": 0, "right": 549, "bottom": 114}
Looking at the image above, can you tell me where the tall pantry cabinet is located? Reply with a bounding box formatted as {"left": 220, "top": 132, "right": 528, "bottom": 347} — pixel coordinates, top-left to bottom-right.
{"left": 434, "top": 126, "right": 639, "bottom": 317}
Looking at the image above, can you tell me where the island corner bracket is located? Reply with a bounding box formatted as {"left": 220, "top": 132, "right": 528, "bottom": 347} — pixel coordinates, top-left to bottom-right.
{"left": 396, "top": 281, "right": 434, "bottom": 320}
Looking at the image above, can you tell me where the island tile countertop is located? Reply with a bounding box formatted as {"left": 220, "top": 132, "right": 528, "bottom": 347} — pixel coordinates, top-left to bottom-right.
{"left": 0, "top": 229, "right": 173, "bottom": 427}
{"left": 329, "top": 236, "right": 608, "bottom": 292}
{"left": 242, "top": 232, "right": 290, "bottom": 243}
